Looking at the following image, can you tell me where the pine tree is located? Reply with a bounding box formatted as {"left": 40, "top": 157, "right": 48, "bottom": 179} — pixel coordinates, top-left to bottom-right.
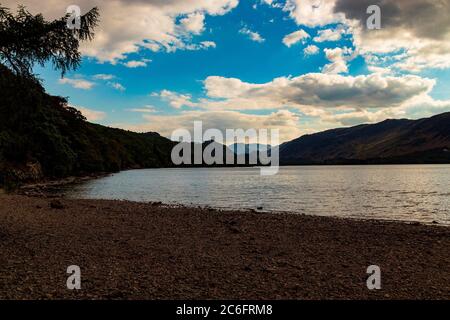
{"left": 0, "top": 5, "right": 99, "bottom": 78}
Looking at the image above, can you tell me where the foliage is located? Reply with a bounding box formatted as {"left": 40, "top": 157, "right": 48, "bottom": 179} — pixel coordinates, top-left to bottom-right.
{"left": 0, "top": 5, "right": 99, "bottom": 78}
{"left": 0, "top": 5, "right": 175, "bottom": 186}
{"left": 0, "top": 64, "right": 175, "bottom": 186}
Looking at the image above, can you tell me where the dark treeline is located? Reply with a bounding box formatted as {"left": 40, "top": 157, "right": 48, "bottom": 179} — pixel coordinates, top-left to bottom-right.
{"left": 0, "top": 5, "right": 178, "bottom": 187}
{"left": 0, "top": 64, "right": 175, "bottom": 187}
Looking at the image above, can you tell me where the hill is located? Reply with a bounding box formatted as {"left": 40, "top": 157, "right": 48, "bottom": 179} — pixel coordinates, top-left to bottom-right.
{"left": 229, "top": 143, "right": 271, "bottom": 155}
{"left": 0, "top": 65, "right": 175, "bottom": 186}
{"left": 279, "top": 113, "right": 450, "bottom": 165}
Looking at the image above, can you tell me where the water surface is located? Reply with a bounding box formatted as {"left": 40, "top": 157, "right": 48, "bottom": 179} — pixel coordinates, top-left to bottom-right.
{"left": 62, "top": 165, "right": 450, "bottom": 224}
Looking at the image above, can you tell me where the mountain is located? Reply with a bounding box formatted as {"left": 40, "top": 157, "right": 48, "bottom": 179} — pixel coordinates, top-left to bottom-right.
{"left": 3, "top": 62, "right": 450, "bottom": 188}
{"left": 229, "top": 143, "right": 271, "bottom": 155}
{"left": 0, "top": 64, "right": 175, "bottom": 187}
{"left": 280, "top": 113, "right": 450, "bottom": 165}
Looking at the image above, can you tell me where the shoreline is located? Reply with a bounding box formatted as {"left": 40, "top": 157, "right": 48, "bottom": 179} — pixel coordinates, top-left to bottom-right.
{"left": 11, "top": 166, "right": 449, "bottom": 227}
{"left": 65, "top": 197, "right": 450, "bottom": 227}
{"left": 15, "top": 173, "right": 112, "bottom": 197}
{"left": 0, "top": 194, "right": 449, "bottom": 299}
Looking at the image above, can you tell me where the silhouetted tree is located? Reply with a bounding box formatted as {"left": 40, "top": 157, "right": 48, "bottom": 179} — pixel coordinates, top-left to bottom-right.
{"left": 0, "top": 5, "right": 99, "bottom": 78}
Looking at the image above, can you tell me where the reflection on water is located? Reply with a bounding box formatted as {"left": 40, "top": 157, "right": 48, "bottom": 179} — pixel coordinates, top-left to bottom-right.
{"left": 62, "top": 165, "right": 450, "bottom": 224}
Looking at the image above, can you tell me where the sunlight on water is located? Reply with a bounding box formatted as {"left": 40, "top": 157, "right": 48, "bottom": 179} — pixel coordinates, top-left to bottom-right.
{"left": 62, "top": 165, "right": 450, "bottom": 224}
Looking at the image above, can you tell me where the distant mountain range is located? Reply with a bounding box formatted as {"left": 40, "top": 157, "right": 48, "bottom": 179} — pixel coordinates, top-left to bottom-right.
{"left": 229, "top": 143, "right": 271, "bottom": 155}
{"left": 279, "top": 112, "right": 450, "bottom": 165}
{"left": 2, "top": 61, "right": 450, "bottom": 187}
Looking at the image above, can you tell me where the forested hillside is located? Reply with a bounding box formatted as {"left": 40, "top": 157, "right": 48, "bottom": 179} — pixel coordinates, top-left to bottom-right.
{"left": 0, "top": 64, "right": 175, "bottom": 186}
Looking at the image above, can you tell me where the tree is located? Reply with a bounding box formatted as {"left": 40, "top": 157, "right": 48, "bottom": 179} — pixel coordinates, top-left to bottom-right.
{"left": 0, "top": 5, "right": 99, "bottom": 78}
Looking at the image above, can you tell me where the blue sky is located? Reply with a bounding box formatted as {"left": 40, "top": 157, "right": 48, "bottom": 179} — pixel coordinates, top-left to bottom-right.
{"left": 8, "top": 0, "right": 450, "bottom": 142}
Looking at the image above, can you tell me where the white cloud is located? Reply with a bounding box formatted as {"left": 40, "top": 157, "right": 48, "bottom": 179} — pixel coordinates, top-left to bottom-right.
{"left": 283, "top": 0, "right": 343, "bottom": 27}
{"left": 108, "top": 82, "right": 126, "bottom": 92}
{"left": 119, "top": 68, "right": 447, "bottom": 143}
{"left": 3, "top": 0, "right": 238, "bottom": 63}
{"left": 93, "top": 74, "right": 115, "bottom": 80}
{"left": 143, "top": 42, "right": 162, "bottom": 52}
{"left": 126, "top": 105, "right": 157, "bottom": 113}
{"left": 282, "top": 29, "right": 310, "bottom": 47}
{"left": 123, "top": 59, "right": 151, "bottom": 68}
{"left": 262, "top": 0, "right": 274, "bottom": 5}
{"left": 304, "top": 44, "right": 319, "bottom": 56}
{"left": 202, "top": 73, "right": 435, "bottom": 111}
{"left": 320, "top": 94, "right": 450, "bottom": 127}
{"left": 367, "top": 65, "right": 392, "bottom": 75}
{"left": 401, "top": 95, "right": 450, "bottom": 119}
{"left": 333, "top": 0, "right": 450, "bottom": 72}
{"left": 198, "top": 41, "right": 216, "bottom": 49}
{"left": 269, "top": 0, "right": 450, "bottom": 73}
{"left": 153, "top": 90, "right": 198, "bottom": 109}
{"left": 322, "top": 47, "right": 354, "bottom": 74}
{"left": 59, "top": 77, "right": 95, "bottom": 90}
{"left": 117, "top": 109, "right": 302, "bottom": 143}
{"left": 184, "top": 41, "right": 217, "bottom": 50}
{"left": 74, "top": 106, "right": 106, "bottom": 121}
{"left": 320, "top": 109, "right": 400, "bottom": 127}
{"left": 239, "top": 27, "right": 265, "bottom": 43}
{"left": 314, "top": 27, "right": 345, "bottom": 42}
{"left": 180, "top": 12, "right": 205, "bottom": 34}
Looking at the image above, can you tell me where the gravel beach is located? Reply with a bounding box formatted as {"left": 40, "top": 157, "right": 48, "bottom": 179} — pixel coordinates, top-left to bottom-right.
{"left": 0, "top": 194, "right": 449, "bottom": 300}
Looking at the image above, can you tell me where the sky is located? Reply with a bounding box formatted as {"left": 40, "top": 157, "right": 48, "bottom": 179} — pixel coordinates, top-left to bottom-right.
{"left": 4, "top": 0, "right": 450, "bottom": 143}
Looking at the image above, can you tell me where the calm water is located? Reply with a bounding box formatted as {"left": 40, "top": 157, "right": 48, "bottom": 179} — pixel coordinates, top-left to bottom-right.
{"left": 62, "top": 165, "right": 450, "bottom": 224}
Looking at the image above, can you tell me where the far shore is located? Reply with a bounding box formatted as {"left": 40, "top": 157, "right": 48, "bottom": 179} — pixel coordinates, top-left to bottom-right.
{"left": 0, "top": 194, "right": 449, "bottom": 300}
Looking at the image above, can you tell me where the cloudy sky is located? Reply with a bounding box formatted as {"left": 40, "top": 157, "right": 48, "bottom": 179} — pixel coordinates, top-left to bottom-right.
{"left": 4, "top": 0, "right": 450, "bottom": 142}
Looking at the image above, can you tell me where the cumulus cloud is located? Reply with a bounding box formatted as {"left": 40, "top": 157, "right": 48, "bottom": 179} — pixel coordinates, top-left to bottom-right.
{"left": 202, "top": 73, "right": 434, "bottom": 111}
{"left": 152, "top": 90, "right": 198, "bottom": 109}
{"left": 304, "top": 45, "right": 319, "bottom": 56}
{"left": 74, "top": 106, "right": 106, "bottom": 121}
{"left": 332, "top": 0, "right": 450, "bottom": 72}
{"left": 145, "top": 68, "right": 447, "bottom": 137}
{"left": 367, "top": 65, "right": 392, "bottom": 75}
{"left": 322, "top": 47, "right": 354, "bottom": 74}
{"left": 401, "top": 95, "right": 450, "bottom": 119}
{"left": 320, "top": 94, "right": 450, "bottom": 127}
{"left": 126, "top": 105, "right": 157, "bottom": 113}
{"left": 132, "top": 69, "right": 445, "bottom": 142}
{"left": 180, "top": 12, "right": 205, "bottom": 34}
{"left": 184, "top": 41, "right": 217, "bottom": 50}
{"left": 197, "top": 71, "right": 448, "bottom": 131}
{"left": 117, "top": 109, "right": 302, "bottom": 143}
{"left": 282, "top": 29, "right": 310, "bottom": 47}
{"left": 239, "top": 27, "right": 265, "bottom": 43}
{"left": 59, "top": 77, "right": 95, "bottom": 90}
{"left": 320, "top": 108, "right": 403, "bottom": 127}
{"left": 313, "top": 27, "right": 346, "bottom": 42}
{"left": 93, "top": 74, "right": 115, "bottom": 80}
{"left": 108, "top": 82, "right": 126, "bottom": 92}
{"left": 2, "top": 0, "right": 238, "bottom": 62}
{"left": 275, "top": 0, "right": 450, "bottom": 73}
{"left": 283, "top": 0, "right": 344, "bottom": 27}
{"left": 334, "top": 0, "right": 450, "bottom": 40}
{"left": 123, "top": 59, "right": 151, "bottom": 68}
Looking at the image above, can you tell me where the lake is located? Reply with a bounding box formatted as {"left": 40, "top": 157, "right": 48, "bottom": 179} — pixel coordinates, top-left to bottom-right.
{"left": 62, "top": 165, "right": 450, "bottom": 224}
